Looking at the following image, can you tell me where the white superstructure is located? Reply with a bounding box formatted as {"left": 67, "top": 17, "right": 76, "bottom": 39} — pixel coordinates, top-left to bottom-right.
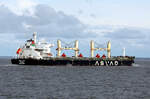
{"left": 16, "top": 32, "right": 54, "bottom": 59}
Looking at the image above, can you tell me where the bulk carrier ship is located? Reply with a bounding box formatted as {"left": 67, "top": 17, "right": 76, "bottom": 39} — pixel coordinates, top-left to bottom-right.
{"left": 11, "top": 32, "right": 135, "bottom": 66}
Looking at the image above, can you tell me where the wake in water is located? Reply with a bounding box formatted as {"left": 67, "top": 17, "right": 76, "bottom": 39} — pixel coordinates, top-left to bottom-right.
{"left": 132, "top": 63, "right": 140, "bottom": 67}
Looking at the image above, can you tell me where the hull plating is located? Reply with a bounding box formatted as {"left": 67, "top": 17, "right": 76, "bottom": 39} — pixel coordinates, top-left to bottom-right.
{"left": 11, "top": 57, "right": 134, "bottom": 66}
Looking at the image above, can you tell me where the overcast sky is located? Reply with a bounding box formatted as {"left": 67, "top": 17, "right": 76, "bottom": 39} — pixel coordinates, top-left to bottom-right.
{"left": 0, "top": 0, "right": 150, "bottom": 57}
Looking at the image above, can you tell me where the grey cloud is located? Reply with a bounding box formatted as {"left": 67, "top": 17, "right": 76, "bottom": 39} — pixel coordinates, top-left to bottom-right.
{"left": 0, "top": 5, "right": 26, "bottom": 33}
{"left": 78, "top": 10, "right": 83, "bottom": 15}
{"left": 26, "top": 4, "right": 90, "bottom": 38}
{"left": 104, "top": 28, "right": 146, "bottom": 39}
{"left": 0, "top": 4, "right": 97, "bottom": 39}
{"left": 90, "top": 14, "right": 96, "bottom": 18}
{"left": 103, "top": 27, "right": 150, "bottom": 49}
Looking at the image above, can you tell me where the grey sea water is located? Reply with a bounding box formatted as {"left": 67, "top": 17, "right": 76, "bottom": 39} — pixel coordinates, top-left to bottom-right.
{"left": 0, "top": 57, "right": 150, "bottom": 99}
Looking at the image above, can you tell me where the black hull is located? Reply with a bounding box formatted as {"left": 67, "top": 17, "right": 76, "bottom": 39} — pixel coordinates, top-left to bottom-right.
{"left": 11, "top": 57, "right": 134, "bottom": 66}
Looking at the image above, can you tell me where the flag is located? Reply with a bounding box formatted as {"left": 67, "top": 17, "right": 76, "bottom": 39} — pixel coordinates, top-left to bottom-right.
{"left": 16, "top": 48, "right": 21, "bottom": 54}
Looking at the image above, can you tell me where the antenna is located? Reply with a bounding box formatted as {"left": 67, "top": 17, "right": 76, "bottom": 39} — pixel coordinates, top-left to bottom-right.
{"left": 123, "top": 47, "right": 126, "bottom": 57}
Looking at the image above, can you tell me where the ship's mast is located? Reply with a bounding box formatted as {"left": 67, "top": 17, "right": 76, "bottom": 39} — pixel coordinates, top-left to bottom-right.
{"left": 107, "top": 41, "right": 111, "bottom": 58}
{"left": 33, "top": 32, "right": 37, "bottom": 43}
{"left": 90, "top": 40, "right": 94, "bottom": 57}
{"left": 90, "top": 40, "right": 111, "bottom": 58}
{"left": 56, "top": 40, "right": 79, "bottom": 57}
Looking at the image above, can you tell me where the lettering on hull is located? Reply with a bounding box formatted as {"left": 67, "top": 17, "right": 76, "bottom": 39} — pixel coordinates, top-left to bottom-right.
{"left": 95, "top": 60, "right": 119, "bottom": 66}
